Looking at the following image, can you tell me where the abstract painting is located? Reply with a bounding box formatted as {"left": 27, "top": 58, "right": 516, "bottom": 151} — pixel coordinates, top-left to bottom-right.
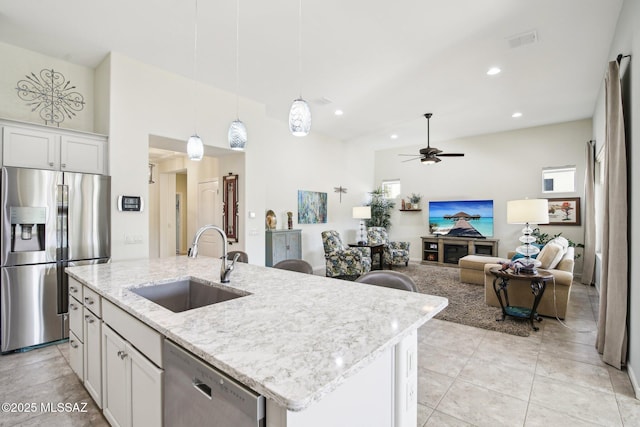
{"left": 298, "top": 190, "right": 327, "bottom": 224}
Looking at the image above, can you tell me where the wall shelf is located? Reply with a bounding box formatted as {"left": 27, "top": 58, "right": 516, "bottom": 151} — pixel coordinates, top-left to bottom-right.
{"left": 399, "top": 209, "right": 422, "bottom": 212}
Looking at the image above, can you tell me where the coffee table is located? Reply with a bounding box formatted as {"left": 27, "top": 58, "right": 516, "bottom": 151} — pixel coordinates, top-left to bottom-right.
{"left": 349, "top": 243, "right": 384, "bottom": 270}
{"left": 489, "top": 267, "right": 554, "bottom": 331}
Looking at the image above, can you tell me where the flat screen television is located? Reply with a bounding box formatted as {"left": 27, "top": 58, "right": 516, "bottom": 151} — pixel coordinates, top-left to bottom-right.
{"left": 428, "top": 199, "right": 494, "bottom": 238}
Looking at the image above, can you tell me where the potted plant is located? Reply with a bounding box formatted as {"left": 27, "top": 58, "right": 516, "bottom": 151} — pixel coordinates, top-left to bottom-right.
{"left": 366, "top": 187, "right": 396, "bottom": 230}
{"left": 408, "top": 193, "right": 422, "bottom": 210}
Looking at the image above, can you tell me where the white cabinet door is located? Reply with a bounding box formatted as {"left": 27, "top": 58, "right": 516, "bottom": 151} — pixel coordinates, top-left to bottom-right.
{"left": 83, "top": 308, "right": 102, "bottom": 408}
{"left": 2, "top": 126, "right": 59, "bottom": 169}
{"left": 60, "top": 135, "right": 105, "bottom": 174}
{"left": 102, "top": 325, "right": 130, "bottom": 427}
{"left": 130, "top": 344, "right": 163, "bottom": 427}
{"left": 69, "top": 331, "right": 84, "bottom": 381}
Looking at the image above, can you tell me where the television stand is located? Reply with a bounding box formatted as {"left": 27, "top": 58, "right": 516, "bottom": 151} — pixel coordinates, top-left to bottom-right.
{"left": 421, "top": 236, "right": 499, "bottom": 265}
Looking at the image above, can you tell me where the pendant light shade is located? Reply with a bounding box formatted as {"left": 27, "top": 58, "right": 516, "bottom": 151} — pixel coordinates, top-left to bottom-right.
{"left": 228, "top": 120, "right": 247, "bottom": 150}
{"left": 289, "top": 98, "right": 311, "bottom": 136}
{"left": 187, "top": 134, "right": 204, "bottom": 161}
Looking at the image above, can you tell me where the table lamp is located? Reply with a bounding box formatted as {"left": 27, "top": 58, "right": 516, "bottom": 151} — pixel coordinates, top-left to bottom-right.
{"left": 352, "top": 206, "right": 371, "bottom": 245}
{"left": 507, "top": 199, "right": 549, "bottom": 274}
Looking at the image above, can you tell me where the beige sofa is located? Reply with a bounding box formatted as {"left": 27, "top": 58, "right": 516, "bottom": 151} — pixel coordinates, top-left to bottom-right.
{"left": 459, "top": 248, "right": 575, "bottom": 319}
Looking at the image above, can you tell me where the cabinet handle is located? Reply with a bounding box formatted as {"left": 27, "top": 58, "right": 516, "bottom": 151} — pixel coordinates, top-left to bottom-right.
{"left": 84, "top": 297, "right": 94, "bottom": 305}
{"left": 70, "top": 303, "right": 78, "bottom": 311}
{"left": 84, "top": 315, "right": 94, "bottom": 323}
{"left": 61, "top": 163, "right": 66, "bottom": 168}
{"left": 70, "top": 286, "right": 77, "bottom": 293}
{"left": 117, "top": 350, "right": 128, "bottom": 360}
{"left": 49, "top": 162, "right": 54, "bottom": 167}
{"left": 70, "top": 340, "right": 79, "bottom": 349}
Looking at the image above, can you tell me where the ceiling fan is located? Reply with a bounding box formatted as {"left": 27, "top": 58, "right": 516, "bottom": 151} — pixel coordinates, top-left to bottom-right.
{"left": 400, "top": 113, "right": 465, "bottom": 164}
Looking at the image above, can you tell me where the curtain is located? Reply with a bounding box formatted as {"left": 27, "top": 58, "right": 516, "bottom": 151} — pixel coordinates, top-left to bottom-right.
{"left": 596, "top": 60, "right": 628, "bottom": 369}
{"left": 581, "top": 140, "right": 596, "bottom": 284}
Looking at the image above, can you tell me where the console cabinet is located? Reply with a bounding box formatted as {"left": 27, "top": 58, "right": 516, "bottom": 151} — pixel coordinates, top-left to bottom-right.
{"left": 421, "top": 236, "right": 499, "bottom": 265}
{"left": 1, "top": 120, "right": 107, "bottom": 174}
{"left": 266, "top": 229, "right": 302, "bottom": 267}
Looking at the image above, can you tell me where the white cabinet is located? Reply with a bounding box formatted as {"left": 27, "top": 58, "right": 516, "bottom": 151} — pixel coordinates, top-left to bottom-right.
{"left": 102, "top": 323, "right": 163, "bottom": 427}
{"left": 102, "top": 303, "right": 164, "bottom": 427}
{"left": 1, "top": 121, "right": 107, "bottom": 174}
{"left": 68, "top": 277, "right": 103, "bottom": 408}
{"left": 83, "top": 308, "right": 102, "bottom": 408}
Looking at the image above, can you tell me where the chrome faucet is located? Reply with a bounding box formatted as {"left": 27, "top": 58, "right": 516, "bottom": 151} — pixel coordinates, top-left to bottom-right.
{"left": 188, "top": 225, "right": 239, "bottom": 283}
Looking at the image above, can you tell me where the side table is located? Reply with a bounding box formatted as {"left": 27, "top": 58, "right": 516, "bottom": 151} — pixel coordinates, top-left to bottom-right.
{"left": 349, "top": 243, "right": 385, "bottom": 270}
{"left": 488, "top": 267, "right": 554, "bottom": 331}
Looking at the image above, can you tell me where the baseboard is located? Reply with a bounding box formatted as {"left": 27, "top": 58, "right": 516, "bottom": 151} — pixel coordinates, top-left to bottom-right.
{"left": 628, "top": 363, "right": 640, "bottom": 399}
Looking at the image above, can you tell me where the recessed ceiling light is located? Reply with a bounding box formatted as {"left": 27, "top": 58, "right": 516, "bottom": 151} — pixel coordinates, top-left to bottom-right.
{"left": 487, "top": 67, "right": 501, "bottom": 76}
{"left": 512, "top": 112, "right": 523, "bottom": 118}
{"left": 334, "top": 109, "right": 344, "bottom": 116}
{"left": 390, "top": 134, "right": 398, "bottom": 140}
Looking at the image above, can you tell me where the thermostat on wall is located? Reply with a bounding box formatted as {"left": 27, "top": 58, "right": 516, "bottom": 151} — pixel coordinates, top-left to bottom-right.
{"left": 117, "top": 195, "right": 144, "bottom": 212}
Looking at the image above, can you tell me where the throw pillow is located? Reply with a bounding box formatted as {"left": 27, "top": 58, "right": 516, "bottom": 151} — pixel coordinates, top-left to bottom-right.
{"left": 549, "top": 236, "right": 569, "bottom": 253}
{"left": 537, "top": 242, "right": 564, "bottom": 269}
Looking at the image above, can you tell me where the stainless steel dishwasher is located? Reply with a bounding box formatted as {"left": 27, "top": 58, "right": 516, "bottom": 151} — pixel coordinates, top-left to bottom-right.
{"left": 164, "top": 340, "right": 266, "bottom": 427}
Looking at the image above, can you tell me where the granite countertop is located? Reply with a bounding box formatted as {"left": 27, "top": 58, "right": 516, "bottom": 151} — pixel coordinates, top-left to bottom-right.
{"left": 66, "top": 257, "right": 447, "bottom": 411}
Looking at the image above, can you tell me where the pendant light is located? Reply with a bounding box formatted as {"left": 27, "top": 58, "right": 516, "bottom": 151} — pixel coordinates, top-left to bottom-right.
{"left": 288, "top": 0, "right": 311, "bottom": 136}
{"left": 228, "top": 0, "right": 247, "bottom": 150}
{"left": 188, "top": 0, "right": 204, "bottom": 161}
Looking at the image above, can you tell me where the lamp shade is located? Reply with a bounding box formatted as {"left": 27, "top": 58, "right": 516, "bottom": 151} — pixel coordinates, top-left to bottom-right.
{"left": 352, "top": 206, "right": 371, "bottom": 219}
{"left": 507, "top": 199, "right": 549, "bottom": 224}
{"left": 228, "top": 119, "right": 247, "bottom": 151}
{"left": 289, "top": 98, "right": 311, "bottom": 136}
{"left": 187, "top": 134, "right": 204, "bottom": 161}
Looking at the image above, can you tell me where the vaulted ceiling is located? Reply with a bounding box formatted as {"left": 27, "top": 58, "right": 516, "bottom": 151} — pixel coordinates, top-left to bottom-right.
{"left": 0, "top": 0, "right": 623, "bottom": 149}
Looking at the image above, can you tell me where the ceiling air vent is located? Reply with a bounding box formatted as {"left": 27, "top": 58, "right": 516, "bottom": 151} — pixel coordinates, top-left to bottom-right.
{"left": 508, "top": 30, "right": 538, "bottom": 49}
{"left": 312, "top": 97, "right": 333, "bottom": 106}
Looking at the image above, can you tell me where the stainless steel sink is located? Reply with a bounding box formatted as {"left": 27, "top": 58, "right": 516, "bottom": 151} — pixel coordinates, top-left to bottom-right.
{"left": 130, "top": 279, "right": 245, "bottom": 313}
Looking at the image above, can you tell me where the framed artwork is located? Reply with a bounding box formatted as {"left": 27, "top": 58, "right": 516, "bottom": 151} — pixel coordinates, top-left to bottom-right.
{"left": 298, "top": 190, "right": 327, "bottom": 224}
{"left": 546, "top": 197, "right": 581, "bottom": 225}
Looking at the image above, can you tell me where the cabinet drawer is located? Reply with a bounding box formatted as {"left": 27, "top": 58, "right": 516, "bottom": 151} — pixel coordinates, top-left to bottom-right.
{"left": 102, "top": 299, "right": 163, "bottom": 368}
{"left": 69, "top": 278, "right": 83, "bottom": 301}
{"left": 68, "top": 296, "right": 83, "bottom": 340}
{"left": 69, "top": 331, "right": 84, "bottom": 381}
{"left": 83, "top": 286, "right": 101, "bottom": 317}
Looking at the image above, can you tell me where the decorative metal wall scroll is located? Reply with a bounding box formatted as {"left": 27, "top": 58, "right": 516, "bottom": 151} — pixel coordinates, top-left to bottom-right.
{"left": 15, "top": 68, "right": 85, "bottom": 126}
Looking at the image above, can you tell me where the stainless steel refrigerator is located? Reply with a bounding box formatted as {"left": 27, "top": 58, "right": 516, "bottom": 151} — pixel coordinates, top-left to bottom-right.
{"left": 1, "top": 166, "right": 110, "bottom": 352}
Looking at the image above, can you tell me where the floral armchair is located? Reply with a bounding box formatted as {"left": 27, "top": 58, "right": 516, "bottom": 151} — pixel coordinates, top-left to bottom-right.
{"left": 367, "top": 227, "right": 410, "bottom": 267}
{"left": 321, "top": 230, "right": 372, "bottom": 278}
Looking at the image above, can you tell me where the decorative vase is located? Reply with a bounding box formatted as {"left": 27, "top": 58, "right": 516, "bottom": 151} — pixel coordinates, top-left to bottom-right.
{"left": 266, "top": 210, "right": 277, "bottom": 230}
{"left": 287, "top": 212, "right": 293, "bottom": 229}
{"left": 406, "top": 202, "right": 412, "bottom": 210}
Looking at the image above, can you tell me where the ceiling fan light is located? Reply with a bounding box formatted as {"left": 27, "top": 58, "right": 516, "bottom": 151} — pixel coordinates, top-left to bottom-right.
{"left": 289, "top": 98, "right": 311, "bottom": 136}
{"left": 421, "top": 156, "right": 440, "bottom": 165}
{"left": 187, "top": 134, "right": 204, "bottom": 161}
{"left": 228, "top": 119, "right": 247, "bottom": 150}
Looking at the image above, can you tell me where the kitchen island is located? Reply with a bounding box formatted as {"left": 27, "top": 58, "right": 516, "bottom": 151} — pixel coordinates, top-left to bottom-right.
{"left": 66, "top": 256, "right": 447, "bottom": 427}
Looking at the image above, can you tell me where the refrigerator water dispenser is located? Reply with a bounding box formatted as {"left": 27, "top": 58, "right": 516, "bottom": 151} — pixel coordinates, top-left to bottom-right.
{"left": 9, "top": 206, "right": 46, "bottom": 252}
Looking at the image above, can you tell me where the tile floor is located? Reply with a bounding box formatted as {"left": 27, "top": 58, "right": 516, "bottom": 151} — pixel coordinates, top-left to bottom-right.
{"left": 417, "top": 281, "right": 640, "bottom": 427}
{"left": 0, "top": 282, "right": 638, "bottom": 426}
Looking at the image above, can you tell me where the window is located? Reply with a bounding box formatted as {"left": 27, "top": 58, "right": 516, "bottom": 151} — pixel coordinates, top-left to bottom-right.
{"left": 542, "top": 166, "right": 576, "bottom": 193}
{"left": 381, "top": 179, "right": 401, "bottom": 199}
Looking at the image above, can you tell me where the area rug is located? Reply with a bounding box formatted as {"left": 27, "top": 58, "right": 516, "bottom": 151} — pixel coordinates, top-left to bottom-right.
{"left": 401, "top": 263, "right": 531, "bottom": 337}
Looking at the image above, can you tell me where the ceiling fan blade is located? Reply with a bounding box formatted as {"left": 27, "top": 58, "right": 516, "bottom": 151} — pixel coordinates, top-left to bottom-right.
{"left": 398, "top": 153, "right": 419, "bottom": 156}
{"left": 401, "top": 156, "right": 422, "bottom": 162}
{"left": 437, "top": 153, "right": 465, "bottom": 157}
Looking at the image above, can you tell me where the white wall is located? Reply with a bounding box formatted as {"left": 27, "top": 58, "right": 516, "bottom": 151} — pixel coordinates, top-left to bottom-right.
{"left": 95, "top": 51, "right": 366, "bottom": 269}
{"left": 373, "top": 120, "right": 591, "bottom": 266}
{"left": 593, "top": 0, "right": 640, "bottom": 396}
{"left": 0, "top": 42, "right": 95, "bottom": 132}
